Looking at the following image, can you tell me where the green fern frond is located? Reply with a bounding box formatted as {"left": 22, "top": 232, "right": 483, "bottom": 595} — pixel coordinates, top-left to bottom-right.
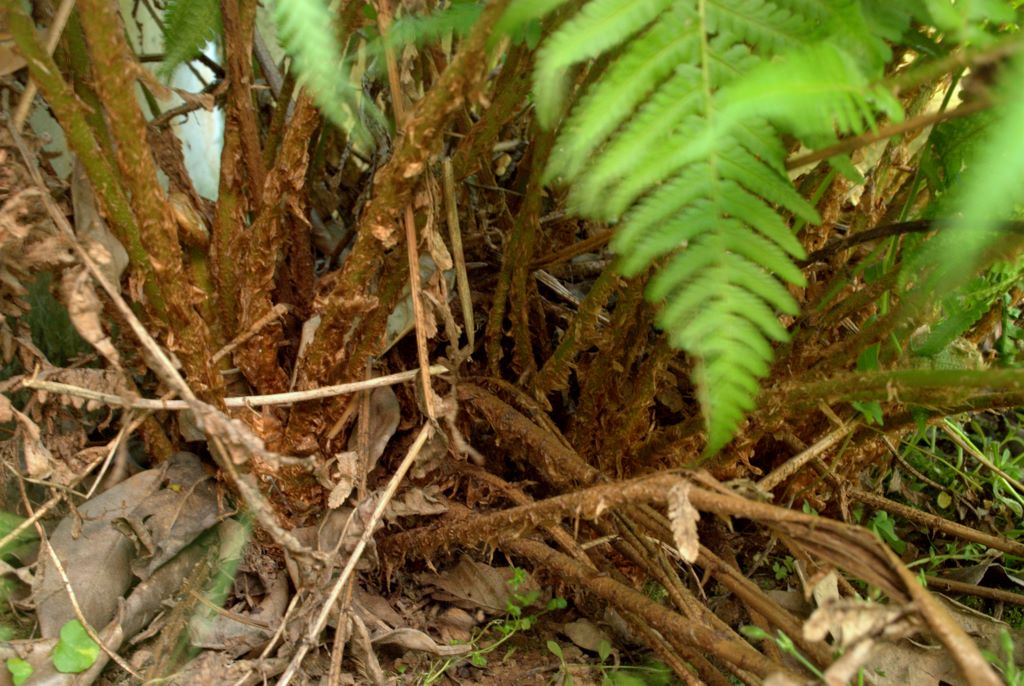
{"left": 533, "top": 0, "right": 673, "bottom": 125}
{"left": 160, "top": 0, "right": 222, "bottom": 78}
{"left": 705, "top": 0, "right": 813, "bottom": 53}
{"left": 387, "top": 2, "right": 483, "bottom": 51}
{"left": 906, "top": 53, "right": 1024, "bottom": 298}
{"left": 545, "top": 21, "right": 700, "bottom": 181}
{"left": 565, "top": 69, "right": 703, "bottom": 212}
{"left": 272, "top": 0, "right": 365, "bottom": 141}
{"left": 716, "top": 42, "right": 902, "bottom": 140}
{"left": 522, "top": 0, "right": 903, "bottom": 452}
{"left": 494, "top": 0, "right": 575, "bottom": 39}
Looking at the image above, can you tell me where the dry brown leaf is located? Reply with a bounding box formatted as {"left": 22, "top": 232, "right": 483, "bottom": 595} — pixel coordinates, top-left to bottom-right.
{"left": 562, "top": 618, "right": 613, "bottom": 654}
{"left": 71, "top": 160, "right": 127, "bottom": 287}
{"left": 348, "top": 385, "right": 400, "bottom": 474}
{"left": 326, "top": 451, "right": 358, "bottom": 509}
{"left": 420, "top": 556, "right": 540, "bottom": 614}
{"left": 667, "top": 481, "right": 700, "bottom": 563}
{"left": 60, "top": 266, "right": 121, "bottom": 368}
{"left": 12, "top": 407, "right": 52, "bottom": 479}
{"left": 384, "top": 484, "right": 448, "bottom": 519}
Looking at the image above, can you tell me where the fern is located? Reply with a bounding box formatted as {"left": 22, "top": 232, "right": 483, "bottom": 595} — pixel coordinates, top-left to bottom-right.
{"left": 533, "top": 0, "right": 674, "bottom": 126}
{"left": 271, "top": 0, "right": 367, "bottom": 144}
{"left": 160, "top": 0, "right": 222, "bottom": 78}
{"left": 515, "top": 0, "right": 921, "bottom": 453}
{"left": 905, "top": 53, "right": 1024, "bottom": 323}
{"left": 386, "top": 1, "right": 483, "bottom": 51}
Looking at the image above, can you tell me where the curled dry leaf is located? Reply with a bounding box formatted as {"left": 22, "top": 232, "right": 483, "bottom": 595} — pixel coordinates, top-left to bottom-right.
{"left": 60, "top": 266, "right": 120, "bottom": 368}
{"left": 667, "top": 481, "right": 700, "bottom": 563}
{"left": 12, "top": 407, "right": 53, "bottom": 479}
{"left": 71, "top": 159, "right": 128, "bottom": 287}
{"left": 420, "top": 556, "right": 540, "bottom": 614}
{"left": 349, "top": 385, "right": 401, "bottom": 474}
{"left": 326, "top": 450, "right": 359, "bottom": 508}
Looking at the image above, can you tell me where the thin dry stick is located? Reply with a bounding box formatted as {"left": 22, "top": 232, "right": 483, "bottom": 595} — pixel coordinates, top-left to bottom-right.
{"left": 83, "top": 416, "right": 133, "bottom": 498}
{"left": 403, "top": 203, "right": 437, "bottom": 421}
{"left": 377, "top": 0, "right": 437, "bottom": 421}
{"left": 230, "top": 592, "right": 302, "bottom": 686}
{"left": 0, "top": 441, "right": 117, "bottom": 555}
{"left": 785, "top": 99, "right": 988, "bottom": 171}
{"left": 276, "top": 422, "right": 435, "bottom": 686}
{"left": 212, "top": 303, "right": 293, "bottom": 364}
{"left": 10, "top": 125, "right": 191, "bottom": 396}
{"left": 758, "top": 419, "right": 856, "bottom": 491}
{"left": 13, "top": 0, "right": 77, "bottom": 131}
{"left": 442, "top": 158, "right": 475, "bottom": 349}
{"left": 38, "top": 540, "right": 141, "bottom": 677}
{"left": 22, "top": 365, "right": 448, "bottom": 410}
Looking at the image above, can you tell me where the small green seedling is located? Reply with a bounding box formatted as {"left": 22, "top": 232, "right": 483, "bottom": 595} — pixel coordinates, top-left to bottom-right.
{"left": 6, "top": 657, "right": 32, "bottom": 686}
{"left": 52, "top": 620, "right": 99, "bottom": 673}
{"left": 983, "top": 629, "right": 1024, "bottom": 685}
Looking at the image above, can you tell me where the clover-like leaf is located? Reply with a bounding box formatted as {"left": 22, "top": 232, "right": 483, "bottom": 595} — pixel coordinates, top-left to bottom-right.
{"left": 52, "top": 620, "right": 99, "bottom": 673}
{"left": 6, "top": 657, "right": 32, "bottom": 686}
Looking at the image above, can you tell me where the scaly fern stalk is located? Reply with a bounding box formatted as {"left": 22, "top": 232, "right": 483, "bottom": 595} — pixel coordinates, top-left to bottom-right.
{"left": 76, "top": 0, "right": 221, "bottom": 397}
{"left": 517, "top": 0, "right": 916, "bottom": 452}
{"left": 287, "top": 0, "right": 515, "bottom": 447}
{"left": 5, "top": 4, "right": 163, "bottom": 316}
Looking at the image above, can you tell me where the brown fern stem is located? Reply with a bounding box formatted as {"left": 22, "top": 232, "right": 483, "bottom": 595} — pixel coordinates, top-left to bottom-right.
{"left": 292, "top": 0, "right": 514, "bottom": 409}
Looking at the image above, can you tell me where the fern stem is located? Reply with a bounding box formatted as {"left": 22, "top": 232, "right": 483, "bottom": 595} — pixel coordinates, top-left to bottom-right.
{"left": 450, "top": 46, "right": 531, "bottom": 180}
{"left": 568, "top": 276, "right": 649, "bottom": 456}
{"left": 596, "top": 337, "right": 673, "bottom": 475}
{"left": 76, "top": 0, "right": 221, "bottom": 397}
{"left": 237, "top": 95, "right": 322, "bottom": 393}
{"left": 509, "top": 129, "right": 558, "bottom": 381}
{"left": 779, "top": 368, "right": 1024, "bottom": 411}
{"left": 534, "top": 266, "right": 618, "bottom": 394}
{"left": 295, "top": 0, "right": 515, "bottom": 399}
{"left": 5, "top": 3, "right": 162, "bottom": 313}
{"left": 221, "top": 0, "right": 265, "bottom": 205}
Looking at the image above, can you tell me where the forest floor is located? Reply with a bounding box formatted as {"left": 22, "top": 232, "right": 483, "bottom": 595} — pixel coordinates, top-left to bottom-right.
{"left": 3, "top": 72, "right": 1024, "bottom": 686}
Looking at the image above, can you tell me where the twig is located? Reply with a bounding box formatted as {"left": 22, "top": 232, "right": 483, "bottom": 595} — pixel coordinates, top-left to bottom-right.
{"left": 530, "top": 229, "right": 614, "bottom": 270}
{"left": 253, "top": 27, "right": 283, "bottom": 99}
{"left": 13, "top": 0, "right": 77, "bottom": 131}
{"left": 22, "top": 365, "right": 449, "bottom": 410}
{"left": 443, "top": 158, "right": 475, "bottom": 350}
{"left": 148, "top": 79, "right": 226, "bottom": 129}
{"left": 212, "top": 303, "right": 293, "bottom": 364}
{"left": 785, "top": 100, "right": 989, "bottom": 171}
{"left": 758, "top": 419, "right": 857, "bottom": 491}
{"left": 848, "top": 486, "right": 1024, "bottom": 558}
{"left": 276, "top": 422, "right": 435, "bottom": 686}
{"left": 377, "top": 0, "right": 437, "bottom": 421}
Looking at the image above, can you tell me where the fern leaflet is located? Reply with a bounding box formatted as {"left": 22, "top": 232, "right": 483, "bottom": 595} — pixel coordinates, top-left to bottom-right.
{"left": 160, "top": 0, "right": 222, "bottom": 78}
{"left": 271, "top": 0, "right": 367, "bottom": 144}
